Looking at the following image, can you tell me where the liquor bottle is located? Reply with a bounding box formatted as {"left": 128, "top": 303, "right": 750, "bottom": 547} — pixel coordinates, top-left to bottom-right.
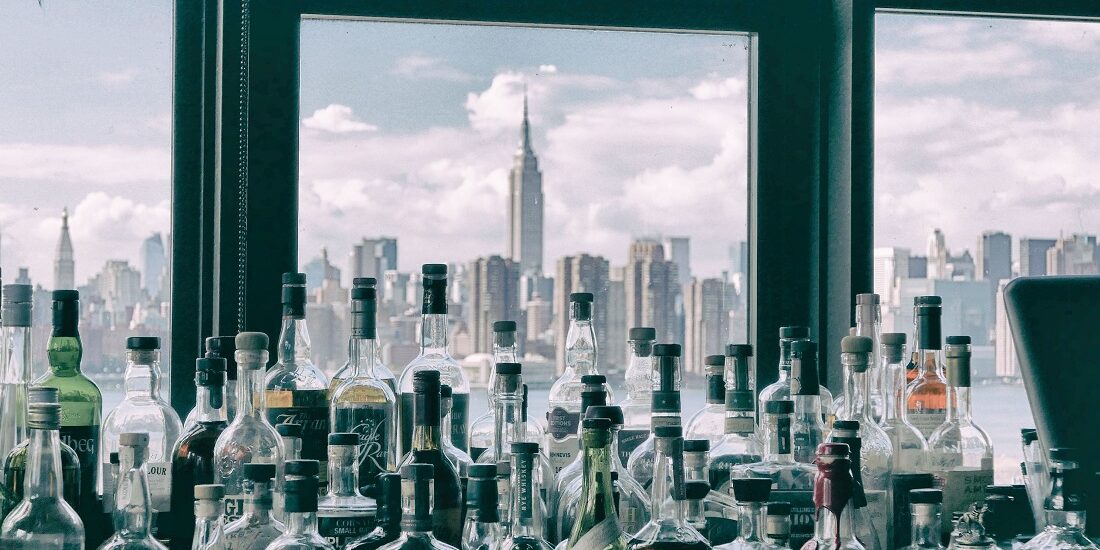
{"left": 347, "top": 473, "right": 402, "bottom": 550}
{"left": 878, "top": 333, "right": 927, "bottom": 474}
{"left": 332, "top": 278, "right": 397, "bottom": 396}
{"left": 905, "top": 301, "right": 947, "bottom": 439}
{"left": 265, "top": 476, "right": 337, "bottom": 550}
{"left": 927, "top": 336, "right": 993, "bottom": 536}
{"left": 331, "top": 284, "right": 398, "bottom": 497}
{"left": 802, "top": 443, "right": 864, "bottom": 550}
{"left": 399, "top": 265, "right": 471, "bottom": 456}
{"left": 627, "top": 344, "right": 682, "bottom": 490}
{"left": 685, "top": 355, "right": 726, "bottom": 446}
{"left": 470, "top": 321, "right": 520, "bottom": 461}
{"left": 191, "top": 484, "right": 226, "bottom": 550}
{"left": 319, "top": 433, "right": 375, "bottom": 548}
{"left": 214, "top": 332, "right": 283, "bottom": 522}
{"left": 33, "top": 289, "right": 103, "bottom": 537}
{"left": 714, "top": 477, "right": 772, "bottom": 550}
{"left": 565, "top": 417, "right": 628, "bottom": 550}
{"left": 184, "top": 336, "right": 238, "bottom": 431}
{"left": 0, "top": 284, "right": 32, "bottom": 483}
{"left": 789, "top": 341, "right": 826, "bottom": 465}
{"left": 377, "top": 464, "right": 459, "bottom": 550}
{"left": 827, "top": 421, "right": 883, "bottom": 550}
{"left": 2, "top": 386, "right": 82, "bottom": 518}
{"left": 474, "top": 363, "right": 524, "bottom": 466}
{"left": 282, "top": 460, "right": 320, "bottom": 525}
{"left": 463, "top": 464, "right": 502, "bottom": 550}
{"left": 100, "top": 432, "right": 168, "bottom": 550}
{"left": 684, "top": 438, "right": 737, "bottom": 546}
{"left": 709, "top": 344, "right": 761, "bottom": 493}
{"left": 1021, "top": 449, "right": 1097, "bottom": 550}
{"left": 853, "top": 294, "right": 884, "bottom": 424}
{"left": 682, "top": 481, "right": 711, "bottom": 541}
{"left": 907, "top": 297, "right": 941, "bottom": 386}
{"left": 222, "top": 463, "right": 284, "bottom": 549}
{"left": 502, "top": 442, "right": 553, "bottom": 550}
{"left": 168, "top": 354, "right": 229, "bottom": 550}
{"left": 627, "top": 427, "right": 709, "bottom": 550}
{"left": 0, "top": 390, "right": 84, "bottom": 549}
{"left": 757, "top": 327, "right": 807, "bottom": 417}
{"left": 901, "top": 489, "right": 944, "bottom": 550}
{"left": 732, "top": 400, "right": 815, "bottom": 549}
{"left": 617, "top": 327, "right": 656, "bottom": 466}
{"left": 552, "top": 377, "right": 609, "bottom": 497}
{"left": 765, "top": 501, "right": 792, "bottom": 548}
{"left": 440, "top": 385, "right": 474, "bottom": 472}
{"left": 397, "top": 370, "right": 463, "bottom": 547}
{"left": 266, "top": 273, "right": 332, "bottom": 491}
{"left": 99, "top": 337, "right": 182, "bottom": 521}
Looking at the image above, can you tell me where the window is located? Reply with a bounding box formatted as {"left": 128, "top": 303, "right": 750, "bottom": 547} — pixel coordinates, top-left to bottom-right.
{"left": 874, "top": 13, "right": 1100, "bottom": 480}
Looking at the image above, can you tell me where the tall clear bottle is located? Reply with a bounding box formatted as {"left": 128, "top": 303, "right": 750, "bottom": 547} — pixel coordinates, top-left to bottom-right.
{"left": 377, "top": 464, "right": 459, "bottom": 550}
{"left": 565, "top": 418, "right": 628, "bottom": 550}
{"left": 332, "top": 278, "right": 397, "bottom": 396}
{"left": 214, "top": 332, "right": 283, "bottom": 522}
{"left": 222, "top": 463, "right": 284, "bottom": 550}
{"left": 627, "top": 428, "right": 709, "bottom": 550}
{"left": 100, "top": 432, "right": 168, "bottom": 550}
{"left": 757, "top": 327, "right": 808, "bottom": 416}
{"left": 906, "top": 301, "right": 948, "bottom": 439}
{"left": 709, "top": 344, "right": 761, "bottom": 493}
{"left": 790, "top": 341, "right": 826, "bottom": 465}
{"left": 0, "top": 284, "right": 32, "bottom": 482}
{"left": 470, "top": 321, "right": 519, "bottom": 461}
{"left": 503, "top": 442, "right": 553, "bottom": 550}
{"left": 192, "top": 484, "right": 226, "bottom": 550}
{"left": 99, "top": 337, "right": 182, "bottom": 523}
{"left": 901, "top": 489, "right": 945, "bottom": 550}
{"left": 0, "top": 390, "right": 84, "bottom": 549}
{"left": 462, "top": 464, "right": 502, "bottom": 550}
{"left": 879, "top": 333, "right": 927, "bottom": 475}
{"left": 264, "top": 476, "right": 336, "bottom": 550}
{"left": 319, "top": 433, "right": 375, "bottom": 548}
{"left": 1021, "top": 448, "right": 1098, "bottom": 550}
{"left": 266, "top": 273, "right": 332, "bottom": 490}
{"left": 399, "top": 265, "right": 471, "bottom": 456}
{"left": 184, "top": 337, "right": 238, "bottom": 431}
{"left": 331, "top": 284, "right": 398, "bottom": 497}
{"left": 803, "top": 443, "right": 865, "bottom": 550}
{"left": 927, "top": 336, "right": 993, "bottom": 536}
{"left": 683, "top": 438, "right": 739, "bottom": 546}
{"left": 617, "top": 328, "right": 656, "bottom": 466}
{"left": 854, "top": 294, "right": 884, "bottom": 424}
{"left": 627, "top": 344, "right": 682, "bottom": 490}
{"left": 714, "top": 477, "right": 773, "bottom": 550}
{"left": 475, "top": 362, "right": 524, "bottom": 465}
{"left": 685, "top": 355, "right": 726, "bottom": 446}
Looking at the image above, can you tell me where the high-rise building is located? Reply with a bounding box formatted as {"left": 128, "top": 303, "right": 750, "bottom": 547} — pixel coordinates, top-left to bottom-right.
{"left": 683, "top": 277, "right": 729, "bottom": 375}
{"left": 54, "top": 208, "right": 75, "bottom": 290}
{"left": 140, "top": 232, "right": 166, "bottom": 299}
{"left": 994, "top": 280, "right": 1019, "bottom": 379}
{"left": 468, "top": 255, "right": 523, "bottom": 355}
{"left": 927, "top": 228, "right": 948, "bottom": 280}
{"left": 507, "top": 90, "right": 544, "bottom": 277}
{"left": 908, "top": 255, "right": 928, "bottom": 279}
{"left": 977, "top": 231, "right": 1012, "bottom": 283}
{"left": 605, "top": 266, "right": 627, "bottom": 374}
{"left": 625, "top": 239, "right": 679, "bottom": 345}
{"left": 663, "top": 236, "right": 691, "bottom": 287}
{"left": 553, "top": 254, "right": 610, "bottom": 374}
{"left": 89, "top": 259, "right": 143, "bottom": 328}
{"left": 873, "top": 247, "right": 910, "bottom": 307}
{"left": 14, "top": 267, "right": 31, "bottom": 285}
{"left": 350, "top": 236, "right": 397, "bottom": 280}
{"left": 303, "top": 248, "right": 341, "bottom": 294}
{"left": 1046, "top": 234, "right": 1100, "bottom": 275}
{"left": 1019, "top": 237, "right": 1056, "bottom": 277}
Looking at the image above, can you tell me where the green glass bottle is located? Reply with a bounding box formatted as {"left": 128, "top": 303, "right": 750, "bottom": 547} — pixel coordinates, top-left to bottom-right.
{"left": 32, "top": 289, "right": 103, "bottom": 541}
{"left": 567, "top": 417, "right": 628, "bottom": 550}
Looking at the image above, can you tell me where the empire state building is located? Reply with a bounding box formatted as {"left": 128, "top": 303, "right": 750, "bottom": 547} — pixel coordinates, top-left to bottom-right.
{"left": 508, "top": 91, "right": 544, "bottom": 276}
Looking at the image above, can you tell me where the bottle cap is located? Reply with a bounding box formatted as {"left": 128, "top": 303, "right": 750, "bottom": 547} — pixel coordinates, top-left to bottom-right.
{"left": 725, "top": 343, "right": 753, "bottom": 357}
{"left": 569, "top": 292, "right": 594, "bottom": 303}
{"left": 110, "top": 452, "right": 120, "bottom": 465}
{"left": 684, "top": 439, "right": 710, "bottom": 453}
{"left": 856, "top": 293, "right": 879, "bottom": 305}
{"left": 881, "top": 332, "right": 906, "bottom": 346}
{"left": 401, "top": 463, "right": 434, "bottom": 480}
{"left": 413, "top": 370, "right": 441, "bottom": 393}
{"left": 764, "top": 400, "right": 794, "bottom": 415}
{"left": 351, "top": 287, "right": 376, "bottom": 300}
{"left": 704, "top": 354, "right": 726, "bottom": 367}
{"left": 582, "top": 417, "right": 612, "bottom": 431}
{"left": 120, "top": 432, "right": 150, "bottom": 448}
{"left": 467, "top": 464, "right": 496, "bottom": 479}
{"left": 282, "top": 272, "right": 307, "bottom": 285}
{"left": 653, "top": 343, "right": 681, "bottom": 357}
{"left": 584, "top": 405, "right": 624, "bottom": 426}
{"left": 2, "top": 283, "right": 32, "bottom": 303}
{"left": 654, "top": 425, "right": 683, "bottom": 438}
{"left": 376, "top": 473, "right": 401, "bottom": 522}
{"left": 816, "top": 442, "right": 850, "bottom": 458}
{"left": 235, "top": 331, "right": 268, "bottom": 351}
{"left": 1050, "top": 448, "right": 1077, "bottom": 462}
{"left": 422, "top": 264, "right": 447, "bottom": 276}
{"left": 284, "top": 477, "right": 319, "bottom": 513}
{"left": 243, "top": 463, "right": 277, "bottom": 481}
{"left": 27, "top": 385, "right": 60, "bottom": 404}
{"left": 767, "top": 501, "right": 792, "bottom": 515}
{"left": 832, "top": 419, "right": 860, "bottom": 431}
{"left": 629, "top": 327, "right": 656, "bottom": 340}
{"left": 26, "top": 402, "right": 61, "bottom": 429}
{"left": 910, "top": 488, "right": 942, "bottom": 504}
{"left": 1020, "top": 429, "right": 1038, "bottom": 445}
{"left": 126, "top": 336, "right": 161, "bottom": 350}
{"left": 52, "top": 289, "right": 79, "bottom": 301}
{"left": 285, "top": 459, "right": 320, "bottom": 477}
{"left": 580, "top": 374, "right": 606, "bottom": 386}
{"left": 353, "top": 277, "right": 377, "bottom": 288}
{"left": 2, "top": 284, "right": 33, "bottom": 327}
{"left": 493, "top": 320, "right": 517, "bottom": 332}
{"left": 914, "top": 295, "right": 942, "bottom": 306}
{"left": 779, "top": 326, "right": 809, "bottom": 339}
{"left": 511, "top": 442, "right": 539, "bottom": 455}
{"left": 841, "top": 335, "right": 873, "bottom": 354}
{"left": 276, "top": 423, "right": 303, "bottom": 438}
{"left": 731, "top": 477, "right": 772, "bottom": 502}
{"left": 195, "top": 484, "right": 225, "bottom": 501}
{"left": 684, "top": 480, "right": 711, "bottom": 501}
{"left": 440, "top": 384, "right": 452, "bottom": 398}
{"left": 328, "top": 432, "right": 360, "bottom": 446}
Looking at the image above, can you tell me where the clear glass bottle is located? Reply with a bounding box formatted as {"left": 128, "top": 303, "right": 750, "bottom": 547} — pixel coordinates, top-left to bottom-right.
{"left": 99, "top": 432, "right": 168, "bottom": 550}
{"left": 502, "top": 442, "right": 553, "bottom": 550}
{"left": 376, "top": 464, "right": 459, "bottom": 550}
{"left": 879, "top": 333, "right": 927, "bottom": 474}
{"left": 906, "top": 302, "right": 948, "bottom": 440}
{"left": 331, "top": 284, "right": 398, "bottom": 497}
{"left": 757, "top": 327, "right": 807, "bottom": 417}
{"left": 332, "top": 278, "right": 397, "bottom": 396}
{"left": 854, "top": 293, "right": 885, "bottom": 424}
{"left": 470, "top": 322, "right": 519, "bottom": 461}
{"left": 222, "top": 463, "right": 284, "bottom": 550}
{"left": 684, "top": 438, "right": 738, "bottom": 546}
{"left": 462, "top": 464, "right": 502, "bottom": 550}
{"left": 902, "top": 489, "right": 945, "bottom": 550}
{"left": 565, "top": 418, "right": 628, "bottom": 550}
{"left": 347, "top": 472, "right": 402, "bottom": 550}
{"left": 0, "top": 284, "right": 33, "bottom": 487}
{"left": 214, "top": 332, "right": 283, "bottom": 523}
{"left": 790, "top": 340, "right": 826, "bottom": 465}
{"left": 440, "top": 385, "right": 474, "bottom": 474}
{"left": 682, "top": 481, "right": 712, "bottom": 542}
{"left": 266, "top": 273, "right": 332, "bottom": 491}
{"left": 2, "top": 386, "right": 82, "bottom": 519}
{"left": 828, "top": 421, "right": 884, "bottom": 550}
{"left": 475, "top": 362, "right": 524, "bottom": 466}
{"left": 627, "top": 427, "right": 709, "bottom": 550}
{"left": 709, "top": 344, "right": 762, "bottom": 494}
{"left": 192, "top": 484, "right": 226, "bottom": 550}
{"left": 99, "top": 336, "right": 182, "bottom": 520}
{"left": 928, "top": 336, "right": 993, "bottom": 538}
{"left": 627, "top": 344, "right": 682, "bottom": 490}
{"left": 265, "top": 476, "right": 336, "bottom": 550}
{"left": 685, "top": 355, "right": 726, "bottom": 446}
{"left": 765, "top": 501, "right": 792, "bottom": 548}
{"left": 319, "top": 433, "right": 375, "bottom": 548}
{"left": 0, "top": 392, "right": 84, "bottom": 549}
{"left": 1021, "top": 449, "right": 1098, "bottom": 550}
{"left": 399, "top": 265, "right": 471, "bottom": 457}
{"left": 714, "top": 476, "right": 773, "bottom": 550}
{"left": 803, "top": 442, "right": 865, "bottom": 550}
{"left": 396, "top": 371, "right": 463, "bottom": 547}
{"left": 732, "top": 400, "right": 816, "bottom": 549}
{"left": 552, "top": 378, "right": 608, "bottom": 504}
{"left": 185, "top": 336, "right": 238, "bottom": 432}
{"left": 617, "top": 327, "right": 655, "bottom": 467}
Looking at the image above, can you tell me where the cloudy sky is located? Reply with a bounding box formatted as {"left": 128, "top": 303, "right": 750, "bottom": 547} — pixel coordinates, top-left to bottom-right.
{"left": 1, "top": 3, "right": 1098, "bottom": 287}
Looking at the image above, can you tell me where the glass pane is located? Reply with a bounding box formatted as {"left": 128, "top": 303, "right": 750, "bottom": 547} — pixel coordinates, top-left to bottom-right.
{"left": 875, "top": 14, "right": 1100, "bottom": 481}
{"left": 299, "top": 20, "right": 751, "bottom": 420}
{"left": 0, "top": 2, "right": 173, "bottom": 409}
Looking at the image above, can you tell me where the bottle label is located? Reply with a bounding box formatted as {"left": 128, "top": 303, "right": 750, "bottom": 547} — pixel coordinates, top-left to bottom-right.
{"left": 936, "top": 464, "right": 994, "bottom": 535}
{"left": 266, "top": 389, "right": 331, "bottom": 486}
{"left": 770, "top": 488, "right": 815, "bottom": 549}
{"left": 572, "top": 517, "right": 623, "bottom": 550}
{"left": 333, "top": 405, "right": 392, "bottom": 489}
{"left": 223, "top": 493, "right": 247, "bottom": 522}
{"left": 450, "top": 392, "right": 469, "bottom": 451}
{"left": 146, "top": 461, "right": 172, "bottom": 512}
{"left": 547, "top": 406, "right": 580, "bottom": 439}
{"left": 547, "top": 406, "right": 581, "bottom": 474}
{"left": 908, "top": 409, "right": 947, "bottom": 439}
{"left": 59, "top": 424, "right": 98, "bottom": 509}
{"left": 776, "top": 416, "right": 792, "bottom": 455}
{"left": 616, "top": 428, "right": 649, "bottom": 466}
{"left": 319, "top": 511, "right": 375, "bottom": 548}
{"left": 724, "top": 416, "right": 755, "bottom": 435}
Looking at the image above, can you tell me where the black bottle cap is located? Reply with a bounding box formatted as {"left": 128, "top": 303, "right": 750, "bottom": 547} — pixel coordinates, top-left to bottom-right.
{"left": 511, "top": 441, "right": 539, "bottom": 455}
{"left": 909, "top": 488, "right": 942, "bottom": 504}
{"left": 881, "top": 332, "right": 906, "bottom": 346}
{"left": 467, "top": 464, "right": 496, "bottom": 479}
{"left": 493, "top": 320, "right": 517, "bottom": 332}
{"left": 194, "top": 357, "right": 226, "bottom": 387}
{"left": 1050, "top": 448, "right": 1077, "bottom": 462}
{"left": 413, "top": 370, "right": 441, "bottom": 393}
{"left": 684, "top": 439, "right": 710, "bottom": 453}
{"left": 832, "top": 419, "right": 860, "bottom": 431}
{"left": 764, "top": 400, "right": 793, "bottom": 415}
{"left": 584, "top": 405, "right": 624, "bottom": 426}
{"left": 440, "top": 384, "right": 453, "bottom": 399}
{"left": 580, "top": 374, "right": 606, "bottom": 386}
{"left": 779, "top": 326, "right": 809, "bottom": 339}
{"left": 946, "top": 335, "right": 971, "bottom": 346}
{"left": 351, "top": 286, "right": 376, "bottom": 301}
{"left": 283, "top": 477, "right": 319, "bottom": 513}
{"left": 726, "top": 343, "right": 753, "bottom": 357}
{"left": 685, "top": 480, "right": 711, "bottom": 501}
{"left": 654, "top": 425, "right": 683, "bottom": 438}
{"left": 52, "top": 289, "right": 79, "bottom": 301}
{"left": 914, "top": 295, "right": 942, "bottom": 306}
{"left": 110, "top": 452, "right": 119, "bottom": 465}
{"left": 353, "top": 277, "right": 377, "bottom": 288}
{"left": 731, "top": 477, "right": 772, "bottom": 502}
{"left": 329, "top": 432, "right": 360, "bottom": 446}
{"left": 285, "top": 459, "right": 320, "bottom": 477}
{"left": 421, "top": 264, "right": 448, "bottom": 315}
{"left": 467, "top": 475, "right": 499, "bottom": 520}
{"left": 243, "top": 463, "right": 276, "bottom": 481}
{"left": 281, "top": 272, "right": 307, "bottom": 316}
{"left": 495, "top": 362, "right": 522, "bottom": 375}
{"left": 583, "top": 417, "right": 612, "bottom": 431}
{"left": 767, "top": 501, "right": 791, "bottom": 515}
{"left": 629, "top": 327, "right": 656, "bottom": 341}
{"left": 916, "top": 305, "right": 942, "bottom": 350}
{"left": 580, "top": 389, "right": 608, "bottom": 412}
{"left": 402, "top": 463, "right": 434, "bottom": 480}
{"left": 422, "top": 264, "right": 447, "bottom": 276}
{"left": 653, "top": 343, "right": 681, "bottom": 357}
{"left": 126, "top": 336, "right": 160, "bottom": 350}
{"left": 570, "top": 292, "right": 594, "bottom": 303}
{"left": 704, "top": 354, "right": 726, "bottom": 367}
{"left": 282, "top": 272, "right": 307, "bottom": 285}
{"left": 276, "top": 423, "right": 303, "bottom": 438}
{"left": 205, "top": 336, "right": 238, "bottom": 378}
{"left": 790, "top": 340, "right": 819, "bottom": 396}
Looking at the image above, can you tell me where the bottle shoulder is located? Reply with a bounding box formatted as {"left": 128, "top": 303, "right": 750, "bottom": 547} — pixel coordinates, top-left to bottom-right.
{"left": 34, "top": 372, "right": 103, "bottom": 399}
{"left": 331, "top": 376, "right": 397, "bottom": 405}
{"left": 397, "top": 359, "right": 469, "bottom": 392}
{"left": 265, "top": 363, "right": 329, "bottom": 391}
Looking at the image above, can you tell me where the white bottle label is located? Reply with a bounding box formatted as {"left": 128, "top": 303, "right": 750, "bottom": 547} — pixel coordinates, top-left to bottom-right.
{"left": 146, "top": 461, "right": 172, "bottom": 512}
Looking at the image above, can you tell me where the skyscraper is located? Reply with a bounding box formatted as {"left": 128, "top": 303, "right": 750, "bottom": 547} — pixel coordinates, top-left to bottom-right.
{"left": 140, "top": 232, "right": 166, "bottom": 299}
{"left": 468, "top": 255, "right": 523, "bottom": 355}
{"left": 605, "top": 266, "right": 627, "bottom": 374}
{"left": 303, "top": 248, "right": 342, "bottom": 294}
{"left": 977, "top": 231, "right": 1012, "bottom": 283}
{"left": 683, "top": 277, "right": 729, "bottom": 375}
{"left": 625, "top": 239, "right": 679, "bottom": 345}
{"left": 54, "top": 208, "right": 75, "bottom": 290}
{"left": 1018, "top": 237, "right": 1056, "bottom": 277}
{"left": 662, "top": 236, "right": 691, "bottom": 287}
{"left": 994, "top": 280, "right": 1019, "bottom": 379}
{"left": 507, "top": 90, "right": 545, "bottom": 276}
{"left": 872, "top": 247, "right": 910, "bottom": 307}
{"left": 553, "top": 254, "right": 610, "bottom": 374}
{"left": 350, "top": 236, "right": 398, "bottom": 280}
{"left": 1046, "top": 234, "right": 1100, "bottom": 275}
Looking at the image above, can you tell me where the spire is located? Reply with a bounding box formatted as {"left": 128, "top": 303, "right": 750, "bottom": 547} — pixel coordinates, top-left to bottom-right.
{"left": 55, "top": 207, "right": 75, "bottom": 290}
{"left": 520, "top": 83, "right": 533, "bottom": 154}
{"left": 62, "top": 207, "right": 69, "bottom": 229}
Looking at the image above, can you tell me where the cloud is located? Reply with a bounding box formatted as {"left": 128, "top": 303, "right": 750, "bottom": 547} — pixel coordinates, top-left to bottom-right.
{"left": 302, "top": 104, "right": 378, "bottom": 133}
{"left": 97, "top": 68, "right": 139, "bottom": 85}
{"left": 392, "top": 55, "right": 474, "bottom": 82}
{"left": 1023, "top": 21, "right": 1100, "bottom": 52}
{"left": 690, "top": 75, "right": 746, "bottom": 100}
{"left": 538, "top": 64, "right": 558, "bottom": 74}
{"left": 464, "top": 71, "right": 533, "bottom": 134}
{"left": 0, "top": 142, "right": 168, "bottom": 184}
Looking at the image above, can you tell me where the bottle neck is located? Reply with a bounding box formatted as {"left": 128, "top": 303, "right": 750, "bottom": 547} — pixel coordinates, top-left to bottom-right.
{"left": 510, "top": 454, "right": 542, "bottom": 538}
{"left": 573, "top": 434, "right": 616, "bottom": 543}
{"left": 911, "top": 503, "right": 942, "bottom": 546}
{"left": 566, "top": 317, "right": 597, "bottom": 376}
{"left": 842, "top": 363, "right": 873, "bottom": 422}
{"left": 328, "top": 445, "right": 362, "bottom": 497}
{"left": 764, "top": 414, "right": 794, "bottom": 463}
{"left": 624, "top": 340, "right": 654, "bottom": 397}
{"left": 47, "top": 334, "right": 83, "bottom": 374}
{"left": 778, "top": 339, "right": 794, "bottom": 374}
{"left": 277, "top": 315, "right": 313, "bottom": 366}
{"left": 194, "top": 384, "right": 228, "bottom": 424}
{"left": 25, "top": 426, "right": 64, "bottom": 499}
{"left": 493, "top": 392, "right": 524, "bottom": 459}
{"left": 883, "top": 352, "right": 907, "bottom": 422}
{"left": 244, "top": 481, "right": 275, "bottom": 519}
{"left": 493, "top": 340, "right": 518, "bottom": 364}
{"left": 3, "top": 326, "right": 31, "bottom": 382}
{"left": 286, "top": 511, "right": 320, "bottom": 536}
{"left": 944, "top": 385, "right": 972, "bottom": 423}
{"left": 814, "top": 506, "right": 858, "bottom": 545}
{"left": 124, "top": 352, "right": 161, "bottom": 398}
{"left": 737, "top": 502, "right": 765, "bottom": 542}
{"left": 794, "top": 394, "right": 824, "bottom": 428}
{"left": 412, "top": 391, "right": 443, "bottom": 452}
{"left": 350, "top": 336, "right": 380, "bottom": 379}
{"left": 420, "top": 313, "right": 449, "bottom": 353}
{"left": 115, "top": 456, "right": 154, "bottom": 537}
{"left": 237, "top": 366, "right": 266, "bottom": 420}
{"left": 650, "top": 442, "right": 686, "bottom": 526}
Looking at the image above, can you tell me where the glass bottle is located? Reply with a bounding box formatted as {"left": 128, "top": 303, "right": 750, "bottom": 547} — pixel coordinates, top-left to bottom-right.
{"left": 765, "top": 501, "right": 792, "bottom": 548}
{"left": 470, "top": 321, "right": 519, "bottom": 461}
{"left": 854, "top": 293, "right": 885, "bottom": 424}
{"left": 0, "top": 284, "right": 33, "bottom": 486}
{"left": 617, "top": 327, "right": 656, "bottom": 466}
{"left": 399, "top": 265, "right": 471, "bottom": 456}
{"left": 902, "top": 489, "right": 945, "bottom": 550}
{"left": 2, "top": 386, "right": 82, "bottom": 518}
{"left": 1021, "top": 449, "right": 1097, "bottom": 550}
{"left": 332, "top": 278, "right": 397, "bottom": 396}
{"left": 757, "top": 327, "right": 808, "bottom": 417}
{"left": 440, "top": 385, "right": 474, "bottom": 473}
{"left": 682, "top": 481, "right": 712, "bottom": 541}
{"left": 397, "top": 371, "right": 463, "bottom": 547}
{"left": 0, "top": 392, "right": 84, "bottom": 549}
{"left": 319, "top": 433, "right": 375, "bottom": 548}
{"left": 475, "top": 362, "right": 524, "bottom": 466}
{"left": 803, "top": 442, "right": 864, "bottom": 550}
{"left": 565, "top": 418, "right": 628, "bottom": 550}
{"left": 828, "top": 421, "right": 883, "bottom": 550}
{"left": 347, "top": 473, "right": 402, "bottom": 550}
{"left": 99, "top": 337, "right": 182, "bottom": 521}
{"left": 928, "top": 336, "right": 993, "bottom": 538}
{"left": 265, "top": 476, "right": 336, "bottom": 550}
{"left": 331, "top": 284, "right": 398, "bottom": 497}
{"left": 709, "top": 344, "right": 761, "bottom": 493}
{"left": 553, "top": 377, "right": 608, "bottom": 502}
{"left": 906, "top": 302, "right": 948, "bottom": 439}
{"left": 185, "top": 336, "right": 238, "bottom": 432}
{"left": 463, "top": 464, "right": 502, "bottom": 550}
{"left": 168, "top": 355, "right": 229, "bottom": 549}
{"left": 879, "top": 333, "right": 927, "bottom": 474}
{"left": 627, "top": 344, "right": 682, "bottom": 490}
{"left": 266, "top": 273, "right": 332, "bottom": 491}
{"left": 221, "top": 463, "right": 284, "bottom": 549}
{"left": 214, "top": 332, "right": 283, "bottom": 523}
{"left": 714, "top": 476, "right": 773, "bottom": 550}
{"left": 282, "top": 460, "right": 320, "bottom": 525}
{"left": 732, "top": 400, "right": 815, "bottom": 549}
{"left": 685, "top": 355, "right": 726, "bottom": 446}
{"left": 192, "top": 484, "right": 226, "bottom": 550}
{"left": 627, "top": 427, "right": 709, "bottom": 550}
{"left": 33, "top": 289, "right": 103, "bottom": 537}
{"left": 789, "top": 340, "right": 826, "bottom": 465}
{"left": 684, "top": 438, "right": 737, "bottom": 546}
{"left": 377, "top": 464, "right": 459, "bottom": 550}
{"left": 503, "top": 442, "right": 553, "bottom": 550}
{"left": 100, "top": 432, "right": 169, "bottom": 550}
{"left": 907, "top": 297, "right": 941, "bottom": 387}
